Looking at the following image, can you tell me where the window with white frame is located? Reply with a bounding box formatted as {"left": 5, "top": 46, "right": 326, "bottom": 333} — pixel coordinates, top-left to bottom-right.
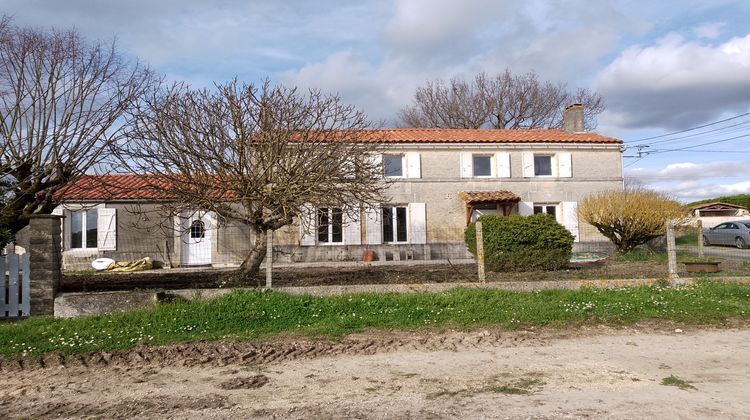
{"left": 533, "top": 203, "right": 558, "bottom": 220}
{"left": 534, "top": 154, "right": 553, "bottom": 176}
{"left": 383, "top": 154, "right": 404, "bottom": 177}
{"left": 70, "top": 209, "right": 98, "bottom": 249}
{"left": 522, "top": 152, "right": 571, "bottom": 178}
{"left": 472, "top": 155, "right": 492, "bottom": 177}
{"left": 317, "top": 207, "right": 343, "bottom": 243}
{"left": 382, "top": 206, "right": 408, "bottom": 243}
{"left": 190, "top": 220, "right": 205, "bottom": 239}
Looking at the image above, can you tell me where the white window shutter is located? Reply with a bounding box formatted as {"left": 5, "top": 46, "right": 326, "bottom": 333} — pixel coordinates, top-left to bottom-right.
{"left": 342, "top": 157, "right": 356, "bottom": 179}
{"left": 408, "top": 202, "right": 426, "bottom": 244}
{"left": 97, "top": 208, "right": 117, "bottom": 251}
{"left": 299, "top": 204, "right": 316, "bottom": 246}
{"left": 405, "top": 152, "right": 421, "bottom": 178}
{"left": 518, "top": 201, "right": 533, "bottom": 216}
{"left": 52, "top": 207, "right": 65, "bottom": 250}
{"left": 558, "top": 152, "right": 572, "bottom": 178}
{"left": 562, "top": 201, "right": 579, "bottom": 242}
{"left": 460, "top": 152, "right": 473, "bottom": 178}
{"left": 496, "top": 152, "right": 511, "bottom": 178}
{"left": 364, "top": 204, "right": 382, "bottom": 245}
{"left": 371, "top": 153, "right": 383, "bottom": 176}
{"left": 343, "top": 206, "right": 362, "bottom": 245}
{"left": 522, "top": 152, "right": 534, "bottom": 178}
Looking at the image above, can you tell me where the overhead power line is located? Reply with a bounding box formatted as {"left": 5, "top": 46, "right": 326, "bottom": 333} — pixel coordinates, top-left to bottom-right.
{"left": 626, "top": 111, "right": 750, "bottom": 145}
{"left": 650, "top": 133, "right": 750, "bottom": 154}
{"left": 642, "top": 119, "right": 750, "bottom": 146}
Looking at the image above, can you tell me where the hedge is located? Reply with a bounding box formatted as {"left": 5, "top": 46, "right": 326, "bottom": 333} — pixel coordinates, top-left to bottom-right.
{"left": 465, "top": 214, "right": 574, "bottom": 271}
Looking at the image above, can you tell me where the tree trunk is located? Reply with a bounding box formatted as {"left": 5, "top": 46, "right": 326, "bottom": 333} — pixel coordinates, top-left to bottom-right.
{"left": 237, "top": 229, "right": 267, "bottom": 283}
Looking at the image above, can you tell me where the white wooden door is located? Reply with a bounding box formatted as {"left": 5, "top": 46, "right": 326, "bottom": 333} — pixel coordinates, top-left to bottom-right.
{"left": 181, "top": 212, "right": 214, "bottom": 266}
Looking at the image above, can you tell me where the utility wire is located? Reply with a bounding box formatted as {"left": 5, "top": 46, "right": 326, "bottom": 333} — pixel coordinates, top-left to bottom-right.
{"left": 640, "top": 119, "right": 750, "bottom": 146}
{"left": 626, "top": 111, "right": 750, "bottom": 144}
{"left": 649, "top": 133, "right": 750, "bottom": 153}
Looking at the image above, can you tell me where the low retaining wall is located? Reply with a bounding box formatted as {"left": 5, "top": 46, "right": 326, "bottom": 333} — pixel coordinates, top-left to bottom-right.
{"left": 54, "top": 276, "right": 750, "bottom": 318}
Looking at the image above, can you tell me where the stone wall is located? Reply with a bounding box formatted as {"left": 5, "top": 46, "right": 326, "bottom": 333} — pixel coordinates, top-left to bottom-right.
{"left": 28, "top": 215, "right": 63, "bottom": 316}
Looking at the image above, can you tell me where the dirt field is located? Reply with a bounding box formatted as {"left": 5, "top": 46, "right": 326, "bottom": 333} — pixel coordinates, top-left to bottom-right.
{"left": 60, "top": 258, "right": 730, "bottom": 292}
{"left": 2, "top": 324, "right": 750, "bottom": 419}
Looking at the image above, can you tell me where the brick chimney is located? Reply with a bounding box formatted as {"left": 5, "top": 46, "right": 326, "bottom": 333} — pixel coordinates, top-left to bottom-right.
{"left": 563, "top": 103, "right": 584, "bottom": 133}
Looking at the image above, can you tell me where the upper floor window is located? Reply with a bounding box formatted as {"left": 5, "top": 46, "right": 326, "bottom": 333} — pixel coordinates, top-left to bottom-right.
{"left": 461, "top": 152, "right": 510, "bottom": 178}
{"left": 70, "top": 209, "right": 97, "bottom": 249}
{"left": 317, "top": 207, "right": 343, "bottom": 243}
{"left": 472, "top": 155, "right": 492, "bottom": 177}
{"left": 534, "top": 155, "right": 553, "bottom": 176}
{"left": 383, "top": 154, "right": 404, "bottom": 177}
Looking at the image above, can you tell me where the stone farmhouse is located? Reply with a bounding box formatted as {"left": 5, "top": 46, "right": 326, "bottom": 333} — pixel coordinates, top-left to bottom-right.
{"left": 55, "top": 105, "right": 623, "bottom": 269}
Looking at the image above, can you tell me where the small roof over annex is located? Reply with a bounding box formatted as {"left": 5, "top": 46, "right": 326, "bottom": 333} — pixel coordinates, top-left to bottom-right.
{"left": 56, "top": 174, "right": 174, "bottom": 201}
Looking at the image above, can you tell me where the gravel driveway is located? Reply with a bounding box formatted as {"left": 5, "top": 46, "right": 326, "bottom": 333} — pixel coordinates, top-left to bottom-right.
{"left": 1, "top": 324, "right": 749, "bottom": 419}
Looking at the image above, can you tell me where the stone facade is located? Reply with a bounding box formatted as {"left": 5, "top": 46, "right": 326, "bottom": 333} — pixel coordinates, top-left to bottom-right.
{"left": 56, "top": 134, "right": 624, "bottom": 269}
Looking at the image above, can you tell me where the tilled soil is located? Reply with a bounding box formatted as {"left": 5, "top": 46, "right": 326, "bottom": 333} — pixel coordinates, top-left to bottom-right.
{"left": 60, "top": 259, "right": 695, "bottom": 293}
{"left": 0, "top": 327, "right": 552, "bottom": 372}
{"left": 2, "top": 324, "right": 750, "bottom": 419}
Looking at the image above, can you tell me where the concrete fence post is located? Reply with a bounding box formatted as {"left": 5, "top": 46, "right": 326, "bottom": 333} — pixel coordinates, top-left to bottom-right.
{"left": 28, "top": 214, "right": 63, "bottom": 316}
{"left": 696, "top": 220, "right": 704, "bottom": 258}
{"left": 475, "top": 222, "right": 486, "bottom": 283}
{"left": 265, "top": 229, "right": 273, "bottom": 289}
{"left": 666, "top": 220, "right": 679, "bottom": 282}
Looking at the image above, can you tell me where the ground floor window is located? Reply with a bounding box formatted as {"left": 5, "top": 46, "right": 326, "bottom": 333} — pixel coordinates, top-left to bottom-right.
{"left": 533, "top": 204, "right": 558, "bottom": 220}
{"left": 317, "top": 207, "right": 343, "bottom": 243}
{"left": 70, "top": 209, "right": 98, "bottom": 249}
{"left": 382, "top": 206, "right": 408, "bottom": 243}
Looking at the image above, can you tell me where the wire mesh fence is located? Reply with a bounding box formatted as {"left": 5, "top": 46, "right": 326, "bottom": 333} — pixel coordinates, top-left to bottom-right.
{"left": 51, "top": 218, "right": 750, "bottom": 293}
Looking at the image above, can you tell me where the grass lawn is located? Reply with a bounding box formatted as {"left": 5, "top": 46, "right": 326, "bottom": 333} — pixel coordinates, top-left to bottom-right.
{"left": 2, "top": 281, "right": 750, "bottom": 358}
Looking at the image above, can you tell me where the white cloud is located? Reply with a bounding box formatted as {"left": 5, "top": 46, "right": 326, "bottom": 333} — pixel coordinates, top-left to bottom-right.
{"left": 597, "top": 33, "right": 750, "bottom": 130}
{"left": 628, "top": 160, "right": 750, "bottom": 181}
{"left": 694, "top": 22, "right": 725, "bottom": 39}
{"left": 627, "top": 160, "right": 750, "bottom": 202}
{"left": 656, "top": 180, "right": 750, "bottom": 201}
{"left": 283, "top": 1, "right": 643, "bottom": 124}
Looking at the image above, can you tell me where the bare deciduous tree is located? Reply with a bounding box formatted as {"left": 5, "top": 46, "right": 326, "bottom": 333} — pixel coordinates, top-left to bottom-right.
{"left": 578, "top": 190, "right": 687, "bottom": 253}
{"left": 398, "top": 70, "right": 605, "bottom": 130}
{"left": 0, "top": 17, "right": 154, "bottom": 233}
{"left": 119, "top": 80, "right": 388, "bottom": 281}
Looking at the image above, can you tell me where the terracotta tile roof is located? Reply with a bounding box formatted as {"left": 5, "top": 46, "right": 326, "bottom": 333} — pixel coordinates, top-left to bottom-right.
{"left": 361, "top": 128, "right": 621, "bottom": 144}
{"left": 56, "top": 174, "right": 175, "bottom": 201}
{"left": 459, "top": 191, "right": 521, "bottom": 204}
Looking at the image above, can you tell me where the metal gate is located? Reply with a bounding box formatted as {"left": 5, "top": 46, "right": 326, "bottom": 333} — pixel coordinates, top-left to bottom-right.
{"left": 1, "top": 250, "right": 31, "bottom": 318}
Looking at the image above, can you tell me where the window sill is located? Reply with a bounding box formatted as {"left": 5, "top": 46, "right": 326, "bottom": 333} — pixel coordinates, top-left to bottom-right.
{"left": 64, "top": 248, "right": 99, "bottom": 255}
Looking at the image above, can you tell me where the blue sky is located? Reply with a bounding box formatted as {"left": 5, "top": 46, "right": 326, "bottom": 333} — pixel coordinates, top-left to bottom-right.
{"left": 3, "top": 0, "right": 750, "bottom": 202}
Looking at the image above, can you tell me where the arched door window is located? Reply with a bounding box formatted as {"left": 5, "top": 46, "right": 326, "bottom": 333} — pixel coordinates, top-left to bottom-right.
{"left": 190, "top": 220, "right": 205, "bottom": 239}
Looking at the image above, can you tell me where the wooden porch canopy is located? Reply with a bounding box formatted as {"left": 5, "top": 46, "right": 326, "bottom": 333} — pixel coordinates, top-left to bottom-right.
{"left": 459, "top": 190, "right": 521, "bottom": 225}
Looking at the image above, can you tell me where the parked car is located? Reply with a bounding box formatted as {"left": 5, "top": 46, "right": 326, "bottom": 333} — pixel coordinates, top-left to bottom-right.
{"left": 702, "top": 220, "right": 750, "bottom": 249}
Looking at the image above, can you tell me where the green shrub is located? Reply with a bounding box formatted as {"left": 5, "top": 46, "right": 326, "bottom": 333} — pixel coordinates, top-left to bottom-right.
{"left": 465, "top": 214, "right": 574, "bottom": 271}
